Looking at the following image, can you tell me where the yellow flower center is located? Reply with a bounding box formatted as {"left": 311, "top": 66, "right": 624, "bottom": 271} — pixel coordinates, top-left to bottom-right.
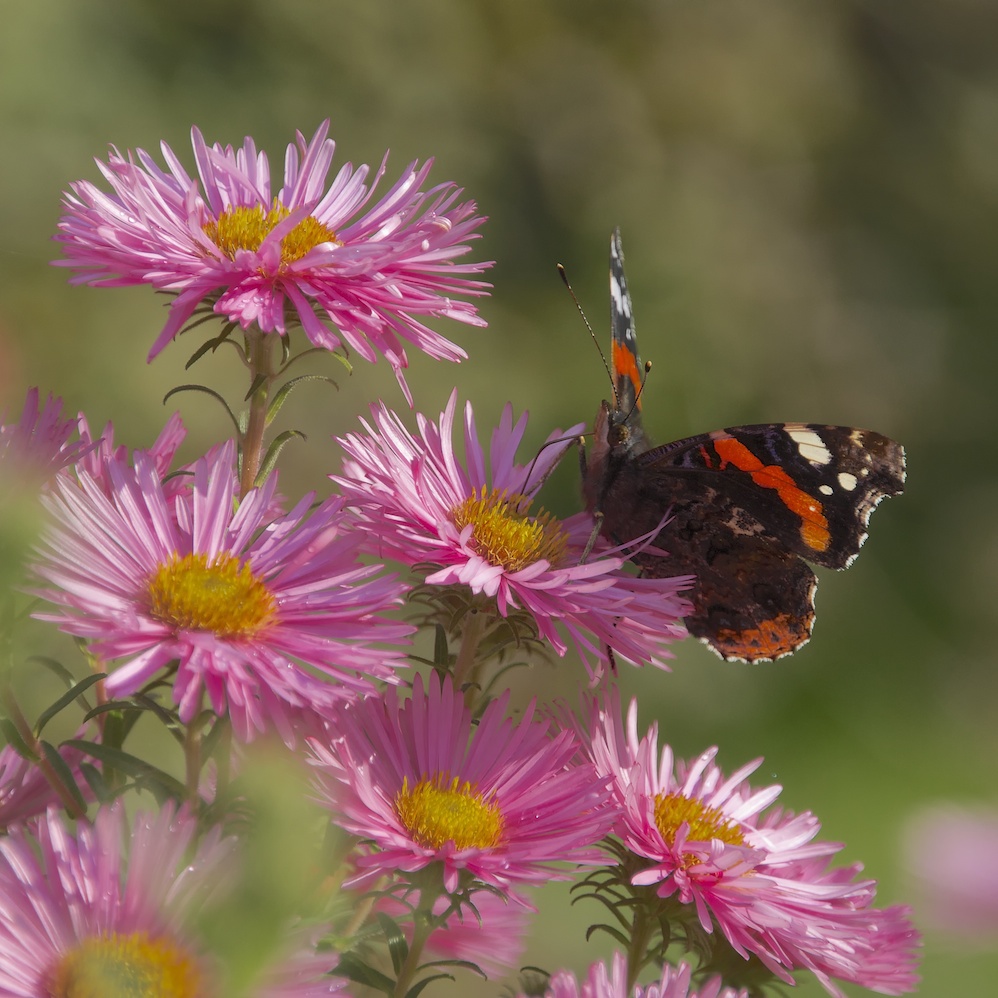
{"left": 450, "top": 488, "right": 568, "bottom": 572}
{"left": 395, "top": 775, "right": 505, "bottom": 851}
{"left": 146, "top": 552, "right": 276, "bottom": 638}
{"left": 653, "top": 792, "right": 745, "bottom": 867}
{"left": 44, "top": 931, "right": 206, "bottom": 998}
{"left": 203, "top": 200, "right": 337, "bottom": 264}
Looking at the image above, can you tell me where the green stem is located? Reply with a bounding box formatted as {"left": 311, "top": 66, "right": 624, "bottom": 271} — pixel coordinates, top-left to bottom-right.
{"left": 393, "top": 873, "right": 447, "bottom": 998}
{"left": 183, "top": 720, "right": 202, "bottom": 804}
{"left": 239, "top": 329, "right": 278, "bottom": 498}
{"left": 625, "top": 901, "right": 655, "bottom": 993}
{"left": 451, "top": 610, "right": 487, "bottom": 705}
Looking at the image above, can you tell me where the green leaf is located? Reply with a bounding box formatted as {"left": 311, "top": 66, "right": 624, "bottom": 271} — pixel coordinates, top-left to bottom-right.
{"left": 28, "top": 655, "right": 77, "bottom": 688}
{"left": 375, "top": 913, "right": 409, "bottom": 975}
{"left": 278, "top": 345, "right": 338, "bottom": 374}
{"left": 585, "top": 922, "right": 629, "bottom": 947}
{"left": 129, "top": 693, "right": 183, "bottom": 735}
{"left": 333, "top": 953, "right": 395, "bottom": 995}
{"left": 406, "top": 973, "right": 455, "bottom": 998}
{"left": 34, "top": 673, "right": 107, "bottom": 736}
{"left": 265, "top": 374, "right": 338, "bottom": 427}
{"left": 162, "top": 385, "right": 240, "bottom": 435}
{"left": 433, "top": 624, "right": 450, "bottom": 668}
{"left": 40, "top": 740, "right": 88, "bottom": 812}
{"left": 79, "top": 761, "right": 109, "bottom": 801}
{"left": 254, "top": 429, "right": 306, "bottom": 486}
{"left": 184, "top": 326, "right": 234, "bottom": 368}
{"left": 62, "top": 740, "right": 186, "bottom": 799}
{"left": 0, "top": 717, "right": 33, "bottom": 758}
{"left": 419, "top": 958, "right": 486, "bottom": 978}
{"left": 243, "top": 372, "right": 268, "bottom": 403}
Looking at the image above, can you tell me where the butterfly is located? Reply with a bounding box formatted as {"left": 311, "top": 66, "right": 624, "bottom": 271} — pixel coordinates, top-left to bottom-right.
{"left": 581, "top": 228, "right": 906, "bottom": 661}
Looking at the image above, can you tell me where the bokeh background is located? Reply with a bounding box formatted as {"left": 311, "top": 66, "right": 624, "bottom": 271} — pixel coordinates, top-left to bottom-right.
{"left": 3, "top": 1, "right": 997, "bottom": 994}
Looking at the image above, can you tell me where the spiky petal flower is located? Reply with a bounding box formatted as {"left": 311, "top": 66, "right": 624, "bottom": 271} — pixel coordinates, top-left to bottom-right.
{"left": 581, "top": 691, "right": 921, "bottom": 997}
{"left": 54, "top": 121, "right": 491, "bottom": 400}
{"left": 73, "top": 410, "right": 187, "bottom": 497}
{"left": 0, "top": 803, "right": 346, "bottom": 996}
{"left": 0, "top": 387, "right": 88, "bottom": 490}
{"left": 30, "top": 440, "right": 410, "bottom": 744}
{"left": 0, "top": 803, "right": 226, "bottom": 995}
{"left": 520, "top": 953, "right": 749, "bottom": 998}
{"left": 309, "top": 673, "right": 616, "bottom": 895}
{"left": 333, "top": 391, "right": 690, "bottom": 677}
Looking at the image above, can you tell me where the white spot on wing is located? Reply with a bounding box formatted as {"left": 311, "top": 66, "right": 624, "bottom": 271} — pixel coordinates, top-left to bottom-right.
{"left": 819, "top": 484, "right": 833, "bottom": 496}
{"left": 610, "top": 274, "right": 628, "bottom": 318}
{"left": 788, "top": 428, "right": 831, "bottom": 466}
{"left": 838, "top": 472, "right": 858, "bottom": 491}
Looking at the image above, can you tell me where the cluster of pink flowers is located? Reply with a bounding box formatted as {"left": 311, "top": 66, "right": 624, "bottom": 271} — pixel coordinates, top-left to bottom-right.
{"left": 0, "top": 122, "right": 922, "bottom": 997}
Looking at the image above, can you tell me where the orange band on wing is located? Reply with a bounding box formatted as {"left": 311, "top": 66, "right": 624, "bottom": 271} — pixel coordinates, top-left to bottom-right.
{"left": 612, "top": 339, "right": 643, "bottom": 410}
{"left": 712, "top": 437, "right": 830, "bottom": 552}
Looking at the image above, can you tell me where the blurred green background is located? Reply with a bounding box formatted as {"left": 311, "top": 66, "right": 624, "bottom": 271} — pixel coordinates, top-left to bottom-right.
{"left": 2, "top": 1, "right": 996, "bottom": 994}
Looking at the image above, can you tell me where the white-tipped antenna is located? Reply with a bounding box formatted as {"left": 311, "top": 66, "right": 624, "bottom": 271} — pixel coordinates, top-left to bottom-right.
{"left": 557, "top": 263, "right": 617, "bottom": 406}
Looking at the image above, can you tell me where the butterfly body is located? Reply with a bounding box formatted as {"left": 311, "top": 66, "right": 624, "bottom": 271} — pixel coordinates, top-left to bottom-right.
{"left": 583, "top": 230, "right": 906, "bottom": 662}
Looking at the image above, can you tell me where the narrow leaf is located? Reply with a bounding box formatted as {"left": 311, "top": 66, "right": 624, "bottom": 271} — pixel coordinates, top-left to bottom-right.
{"left": 28, "top": 656, "right": 77, "bottom": 687}
{"left": 406, "top": 973, "right": 455, "bottom": 998}
{"left": 185, "top": 326, "right": 234, "bottom": 368}
{"left": 419, "top": 959, "right": 486, "bottom": 977}
{"left": 35, "top": 674, "right": 107, "bottom": 735}
{"left": 333, "top": 953, "right": 395, "bottom": 995}
{"left": 254, "top": 430, "right": 306, "bottom": 486}
{"left": 0, "top": 718, "right": 33, "bottom": 758}
{"left": 162, "top": 385, "right": 240, "bottom": 434}
{"left": 265, "top": 374, "right": 337, "bottom": 427}
{"left": 243, "top": 372, "right": 268, "bottom": 403}
{"left": 79, "top": 761, "right": 108, "bottom": 801}
{"left": 62, "top": 740, "right": 186, "bottom": 798}
{"left": 375, "top": 913, "right": 409, "bottom": 975}
{"left": 40, "top": 740, "right": 88, "bottom": 812}
{"left": 434, "top": 624, "right": 449, "bottom": 668}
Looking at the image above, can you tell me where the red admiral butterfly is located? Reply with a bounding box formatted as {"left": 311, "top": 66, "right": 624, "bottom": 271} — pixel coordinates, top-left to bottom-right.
{"left": 581, "top": 229, "right": 906, "bottom": 662}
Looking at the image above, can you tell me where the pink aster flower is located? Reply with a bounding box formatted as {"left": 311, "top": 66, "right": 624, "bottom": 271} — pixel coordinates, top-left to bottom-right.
{"left": 73, "top": 410, "right": 187, "bottom": 497}
{"left": 71, "top": 412, "right": 286, "bottom": 523}
{"left": 30, "top": 440, "right": 411, "bottom": 744}
{"left": 55, "top": 121, "right": 491, "bottom": 400}
{"left": 0, "top": 387, "right": 88, "bottom": 491}
{"left": 903, "top": 803, "right": 998, "bottom": 938}
{"left": 0, "top": 803, "right": 346, "bottom": 996}
{"left": 309, "top": 673, "right": 616, "bottom": 895}
{"left": 581, "top": 692, "right": 921, "bottom": 997}
{"left": 522, "top": 954, "right": 748, "bottom": 998}
{"left": 0, "top": 803, "right": 227, "bottom": 995}
{"left": 333, "top": 391, "right": 690, "bottom": 677}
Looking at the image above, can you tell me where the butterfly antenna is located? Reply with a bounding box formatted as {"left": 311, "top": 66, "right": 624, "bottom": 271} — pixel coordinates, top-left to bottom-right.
{"left": 558, "top": 263, "right": 616, "bottom": 402}
{"left": 522, "top": 432, "right": 582, "bottom": 495}
{"left": 626, "top": 360, "right": 653, "bottom": 420}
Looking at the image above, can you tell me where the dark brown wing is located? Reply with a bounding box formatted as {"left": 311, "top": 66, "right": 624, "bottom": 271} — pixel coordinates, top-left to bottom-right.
{"left": 594, "top": 423, "right": 905, "bottom": 661}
